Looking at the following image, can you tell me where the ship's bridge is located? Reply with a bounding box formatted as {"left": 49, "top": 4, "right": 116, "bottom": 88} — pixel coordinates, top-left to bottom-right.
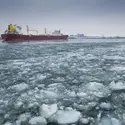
{"left": 52, "top": 30, "right": 62, "bottom": 36}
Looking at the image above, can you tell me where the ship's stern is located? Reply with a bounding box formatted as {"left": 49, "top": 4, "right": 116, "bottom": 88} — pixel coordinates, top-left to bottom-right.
{"left": 1, "top": 34, "right": 7, "bottom": 41}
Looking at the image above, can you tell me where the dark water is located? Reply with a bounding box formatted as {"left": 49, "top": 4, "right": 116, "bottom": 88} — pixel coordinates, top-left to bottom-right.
{"left": 0, "top": 39, "right": 125, "bottom": 125}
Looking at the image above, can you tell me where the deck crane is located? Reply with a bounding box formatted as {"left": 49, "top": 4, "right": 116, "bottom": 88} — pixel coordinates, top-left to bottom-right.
{"left": 26, "top": 25, "right": 38, "bottom": 35}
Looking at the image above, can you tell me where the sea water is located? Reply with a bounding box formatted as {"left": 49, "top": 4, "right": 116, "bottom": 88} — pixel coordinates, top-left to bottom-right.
{"left": 0, "top": 38, "right": 125, "bottom": 125}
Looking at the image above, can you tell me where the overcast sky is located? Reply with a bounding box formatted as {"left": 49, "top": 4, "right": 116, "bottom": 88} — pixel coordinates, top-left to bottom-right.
{"left": 0, "top": 0, "right": 125, "bottom": 36}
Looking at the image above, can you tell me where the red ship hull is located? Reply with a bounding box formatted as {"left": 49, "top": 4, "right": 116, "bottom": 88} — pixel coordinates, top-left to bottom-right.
{"left": 1, "top": 34, "right": 68, "bottom": 42}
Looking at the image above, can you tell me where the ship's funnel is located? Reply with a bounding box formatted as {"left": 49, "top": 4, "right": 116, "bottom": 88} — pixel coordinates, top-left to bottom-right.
{"left": 8, "top": 24, "right": 15, "bottom": 31}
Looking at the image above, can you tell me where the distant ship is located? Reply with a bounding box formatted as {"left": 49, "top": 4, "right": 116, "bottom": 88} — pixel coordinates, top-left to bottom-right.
{"left": 1, "top": 24, "right": 68, "bottom": 42}
{"left": 68, "top": 35, "right": 77, "bottom": 39}
{"left": 68, "top": 34, "right": 85, "bottom": 39}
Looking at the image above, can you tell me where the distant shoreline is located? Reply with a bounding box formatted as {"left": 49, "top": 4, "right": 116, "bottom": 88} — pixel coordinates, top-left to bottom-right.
{"left": 68, "top": 36, "right": 125, "bottom": 39}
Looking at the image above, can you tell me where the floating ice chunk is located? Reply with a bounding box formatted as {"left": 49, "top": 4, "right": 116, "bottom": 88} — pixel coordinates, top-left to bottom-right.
{"left": 13, "top": 60, "right": 25, "bottom": 65}
{"left": 111, "top": 118, "right": 121, "bottom": 125}
{"left": 37, "top": 84, "right": 45, "bottom": 89}
{"left": 100, "top": 102, "right": 112, "bottom": 110}
{"left": 69, "top": 91, "right": 76, "bottom": 97}
{"left": 99, "top": 117, "right": 121, "bottom": 125}
{"left": 54, "top": 77, "right": 65, "bottom": 82}
{"left": 80, "top": 118, "right": 90, "bottom": 124}
{"left": 88, "top": 102, "right": 97, "bottom": 108}
{"left": 85, "top": 54, "right": 98, "bottom": 60}
{"left": 99, "top": 117, "right": 112, "bottom": 125}
{"left": 97, "top": 111, "right": 102, "bottom": 122}
{"left": 37, "top": 74, "right": 46, "bottom": 80}
{"left": 28, "top": 90, "right": 35, "bottom": 96}
{"left": 3, "top": 122, "right": 13, "bottom": 125}
{"left": 78, "top": 68, "right": 88, "bottom": 72}
{"left": 28, "top": 102, "right": 39, "bottom": 109}
{"left": 76, "top": 102, "right": 97, "bottom": 112}
{"left": 103, "top": 55, "right": 125, "bottom": 60}
{"left": 18, "top": 113, "right": 31, "bottom": 124}
{"left": 34, "top": 87, "right": 39, "bottom": 92}
{"left": 0, "top": 88, "right": 5, "bottom": 93}
{"left": 65, "top": 107, "right": 73, "bottom": 110}
{"left": 0, "top": 99, "right": 4, "bottom": 104}
{"left": 29, "top": 116, "right": 47, "bottom": 125}
{"left": 77, "top": 92, "right": 87, "bottom": 97}
{"left": 15, "top": 120, "right": 20, "bottom": 125}
{"left": 109, "top": 81, "right": 125, "bottom": 90}
{"left": 59, "top": 106, "right": 64, "bottom": 110}
{"left": 66, "top": 90, "right": 76, "bottom": 97}
{"left": 122, "top": 114, "right": 125, "bottom": 122}
{"left": 87, "top": 82, "right": 105, "bottom": 91}
{"left": 110, "top": 66, "right": 125, "bottom": 71}
{"left": 15, "top": 101, "right": 23, "bottom": 109}
{"left": 43, "top": 90, "right": 57, "bottom": 98}
{"left": 40, "top": 104, "right": 58, "bottom": 118}
{"left": 47, "top": 83, "right": 64, "bottom": 91}
{"left": 48, "top": 115, "right": 57, "bottom": 123}
{"left": 11, "top": 83, "right": 29, "bottom": 92}
{"left": 57, "top": 110, "right": 81, "bottom": 124}
{"left": 4, "top": 114, "right": 10, "bottom": 119}
{"left": 85, "top": 82, "right": 111, "bottom": 98}
{"left": 48, "top": 83, "right": 61, "bottom": 87}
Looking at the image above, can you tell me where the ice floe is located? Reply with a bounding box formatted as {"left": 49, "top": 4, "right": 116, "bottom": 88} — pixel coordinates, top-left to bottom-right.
{"left": 111, "top": 118, "right": 121, "bottom": 125}
{"left": 11, "top": 83, "right": 29, "bottom": 92}
{"left": 99, "top": 117, "right": 121, "bottom": 125}
{"left": 100, "top": 102, "right": 112, "bottom": 110}
{"left": 110, "top": 66, "right": 125, "bottom": 71}
{"left": 98, "top": 117, "right": 113, "bottom": 125}
{"left": 109, "top": 81, "right": 125, "bottom": 90}
{"left": 29, "top": 116, "right": 47, "bottom": 125}
{"left": 79, "top": 118, "right": 90, "bottom": 124}
{"left": 18, "top": 113, "right": 31, "bottom": 125}
{"left": 43, "top": 90, "right": 58, "bottom": 98}
{"left": 15, "top": 101, "right": 23, "bottom": 109}
{"left": 103, "top": 55, "right": 125, "bottom": 60}
{"left": 74, "top": 102, "right": 97, "bottom": 113}
{"left": 76, "top": 92, "right": 87, "bottom": 97}
{"left": 3, "top": 122, "right": 13, "bottom": 125}
{"left": 40, "top": 104, "right": 58, "bottom": 118}
{"left": 80, "top": 82, "right": 111, "bottom": 99}
{"left": 37, "top": 74, "right": 46, "bottom": 80}
{"left": 56, "top": 110, "right": 81, "bottom": 124}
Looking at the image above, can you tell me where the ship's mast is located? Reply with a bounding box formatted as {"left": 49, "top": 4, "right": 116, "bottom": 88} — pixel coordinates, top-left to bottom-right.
{"left": 26, "top": 25, "right": 38, "bottom": 35}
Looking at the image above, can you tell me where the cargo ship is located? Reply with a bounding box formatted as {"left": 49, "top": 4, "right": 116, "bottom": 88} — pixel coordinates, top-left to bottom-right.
{"left": 1, "top": 24, "right": 68, "bottom": 42}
